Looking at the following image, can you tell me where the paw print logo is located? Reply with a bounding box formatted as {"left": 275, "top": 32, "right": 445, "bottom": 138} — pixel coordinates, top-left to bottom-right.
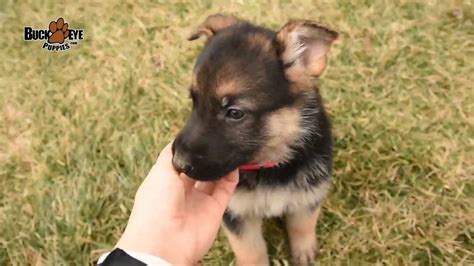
{"left": 48, "top": 17, "right": 69, "bottom": 44}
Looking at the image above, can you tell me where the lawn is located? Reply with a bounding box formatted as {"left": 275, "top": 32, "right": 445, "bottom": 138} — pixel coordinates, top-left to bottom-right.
{"left": 0, "top": 0, "right": 473, "bottom": 265}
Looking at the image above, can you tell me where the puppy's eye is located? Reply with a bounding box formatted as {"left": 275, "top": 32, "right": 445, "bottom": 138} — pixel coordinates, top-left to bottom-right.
{"left": 226, "top": 108, "right": 245, "bottom": 120}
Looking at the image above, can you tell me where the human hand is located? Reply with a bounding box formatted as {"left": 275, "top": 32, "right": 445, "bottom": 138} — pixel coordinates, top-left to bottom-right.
{"left": 116, "top": 142, "right": 239, "bottom": 265}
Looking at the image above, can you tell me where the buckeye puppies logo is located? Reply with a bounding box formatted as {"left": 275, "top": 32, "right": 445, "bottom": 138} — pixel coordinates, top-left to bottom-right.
{"left": 24, "top": 17, "right": 84, "bottom": 51}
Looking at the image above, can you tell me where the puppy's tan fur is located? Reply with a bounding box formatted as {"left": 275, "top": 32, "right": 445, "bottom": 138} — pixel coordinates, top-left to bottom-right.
{"left": 223, "top": 217, "right": 269, "bottom": 266}
{"left": 287, "top": 207, "right": 321, "bottom": 265}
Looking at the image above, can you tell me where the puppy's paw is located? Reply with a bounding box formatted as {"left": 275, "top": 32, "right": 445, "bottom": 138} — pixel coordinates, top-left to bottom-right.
{"left": 291, "top": 241, "right": 319, "bottom": 266}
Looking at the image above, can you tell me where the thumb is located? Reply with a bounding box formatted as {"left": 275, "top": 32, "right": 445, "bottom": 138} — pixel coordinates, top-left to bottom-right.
{"left": 137, "top": 142, "right": 184, "bottom": 201}
{"left": 144, "top": 142, "right": 181, "bottom": 190}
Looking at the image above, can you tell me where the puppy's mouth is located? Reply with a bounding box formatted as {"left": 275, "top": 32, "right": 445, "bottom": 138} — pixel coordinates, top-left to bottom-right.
{"left": 175, "top": 161, "right": 278, "bottom": 181}
{"left": 177, "top": 165, "right": 236, "bottom": 181}
{"left": 171, "top": 156, "right": 236, "bottom": 182}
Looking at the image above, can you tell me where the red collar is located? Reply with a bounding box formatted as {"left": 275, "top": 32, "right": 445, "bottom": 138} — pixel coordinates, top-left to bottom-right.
{"left": 239, "top": 161, "right": 277, "bottom": 171}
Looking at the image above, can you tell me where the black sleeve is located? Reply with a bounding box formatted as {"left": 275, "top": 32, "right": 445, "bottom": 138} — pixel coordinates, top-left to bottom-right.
{"left": 98, "top": 248, "right": 146, "bottom": 266}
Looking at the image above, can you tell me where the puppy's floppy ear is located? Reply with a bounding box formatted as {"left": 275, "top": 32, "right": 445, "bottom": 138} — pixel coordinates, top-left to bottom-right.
{"left": 276, "top": 20, "right": 338, "bottom": 88}
{"left": 188, "top": 14, "right": 240, "bottom": 41}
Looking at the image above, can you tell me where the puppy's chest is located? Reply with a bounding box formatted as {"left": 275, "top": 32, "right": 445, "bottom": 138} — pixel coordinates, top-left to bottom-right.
{"left": 227, "top": 179, "right": 330, "bottom": 218}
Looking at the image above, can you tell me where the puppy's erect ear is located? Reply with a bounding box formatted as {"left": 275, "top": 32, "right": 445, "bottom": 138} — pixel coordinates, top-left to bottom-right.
{"left": 276, "top": 20, "right": 338, "bottom": 87}
{"left": 188, "top": 14, "right": 240, "bottom": 41}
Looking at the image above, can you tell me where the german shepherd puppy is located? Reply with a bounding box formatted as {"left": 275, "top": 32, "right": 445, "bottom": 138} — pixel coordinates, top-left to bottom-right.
{"left": 172, "top": 14, "right": 338, "bottom": 265}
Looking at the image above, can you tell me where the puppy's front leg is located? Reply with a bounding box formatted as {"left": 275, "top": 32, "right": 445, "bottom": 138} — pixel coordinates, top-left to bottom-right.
{"left": 286, "top": 206, "right": 321, "bottom": 266}
{"left": 223, "top": 211, "right": 268, "bottom": 266}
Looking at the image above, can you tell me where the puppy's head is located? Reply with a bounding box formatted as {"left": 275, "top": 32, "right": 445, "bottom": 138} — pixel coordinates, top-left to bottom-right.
{"left": 172, "top": 14, "right": 338, "bottom": 181}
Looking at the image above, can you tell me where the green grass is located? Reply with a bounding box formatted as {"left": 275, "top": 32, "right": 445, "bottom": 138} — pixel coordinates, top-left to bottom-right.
{"left": 1, "top": 0, "right": 473, "bottom": 265}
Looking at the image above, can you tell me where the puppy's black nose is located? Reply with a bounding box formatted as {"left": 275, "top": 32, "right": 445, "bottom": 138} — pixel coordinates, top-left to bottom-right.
{"left": 172, "top": 152, "right": 194, "bottom": 174}
{"left": 182, "top": 164, "right": 194, "bottom": 174}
